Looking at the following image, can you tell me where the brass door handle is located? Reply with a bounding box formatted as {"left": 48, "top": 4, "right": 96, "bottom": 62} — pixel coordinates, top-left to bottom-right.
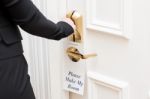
{"left": 67, "top": 47, "right": 97, "bottom": 62}
{"left": 66, "top": 11, "right": 83, "bottom": 43}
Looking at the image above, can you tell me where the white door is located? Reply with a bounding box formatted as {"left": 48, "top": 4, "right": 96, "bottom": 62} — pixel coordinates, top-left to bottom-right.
{"left": 62, "top": 0, "right": 150, "bottom": 99}
{"left": 22, "top": 0, "right": 150, "bottom": 99}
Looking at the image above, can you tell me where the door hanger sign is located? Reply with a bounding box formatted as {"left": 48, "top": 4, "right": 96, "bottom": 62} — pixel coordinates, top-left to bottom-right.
{"left": 63, "top": 44, "right": 86, "bottom": 95}
{"left": 63, "top": 70, "right": 85, "bottom": 95}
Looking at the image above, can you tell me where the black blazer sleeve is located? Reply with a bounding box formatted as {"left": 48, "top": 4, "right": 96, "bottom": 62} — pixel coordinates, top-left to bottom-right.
{"left": 1, "top": 0, "right": 74, "bottom": 40}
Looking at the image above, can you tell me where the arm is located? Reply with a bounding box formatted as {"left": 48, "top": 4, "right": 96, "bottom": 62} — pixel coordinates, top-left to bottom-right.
{"left": 1, "top": 0, "right": 74, "bottom": 40}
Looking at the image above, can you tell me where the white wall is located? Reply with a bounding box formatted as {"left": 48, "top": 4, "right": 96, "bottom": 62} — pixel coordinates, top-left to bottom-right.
{"left": 70, "top": 0, "right": 150, "bottom": 99}
{"left": 21, "top": 0, "right": 68, "bottom": 99}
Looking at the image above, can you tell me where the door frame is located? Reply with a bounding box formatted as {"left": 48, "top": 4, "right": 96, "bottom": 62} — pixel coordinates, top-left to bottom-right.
{"left": 22, "top": 0, "right": 69, "bottom": 99}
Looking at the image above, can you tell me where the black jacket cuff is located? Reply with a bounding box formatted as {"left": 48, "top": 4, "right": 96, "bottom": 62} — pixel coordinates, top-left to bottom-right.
{"left": 53, "top": 21, "right": 74, "bottom": 40}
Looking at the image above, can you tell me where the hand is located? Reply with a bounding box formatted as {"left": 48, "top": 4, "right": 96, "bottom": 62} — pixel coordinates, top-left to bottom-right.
{"left": 61, "top": 18, "right": 76, "bottom": 31}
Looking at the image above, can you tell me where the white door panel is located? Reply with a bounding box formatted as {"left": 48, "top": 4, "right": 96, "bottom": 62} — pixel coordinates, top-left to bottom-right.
{"left": 64, "top": 0, "right": 150, "bottom": 99}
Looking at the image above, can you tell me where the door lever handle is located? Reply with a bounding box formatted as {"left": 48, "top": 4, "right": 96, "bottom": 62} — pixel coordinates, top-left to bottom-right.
{"left": 66, "top": 47, "right": 97, "bottom": 62}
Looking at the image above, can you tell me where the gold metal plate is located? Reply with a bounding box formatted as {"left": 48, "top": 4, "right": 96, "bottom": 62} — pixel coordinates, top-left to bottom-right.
{"left": 66, "top": 11, "right": 83, "bottom": 43}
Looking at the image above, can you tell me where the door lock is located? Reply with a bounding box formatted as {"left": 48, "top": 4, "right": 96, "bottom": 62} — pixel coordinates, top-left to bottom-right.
{"left": 66, "top": 47, "right": 97, "bottom": 62}
{"left": 66, "top": 11, "right": 83, "bottom": 43}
